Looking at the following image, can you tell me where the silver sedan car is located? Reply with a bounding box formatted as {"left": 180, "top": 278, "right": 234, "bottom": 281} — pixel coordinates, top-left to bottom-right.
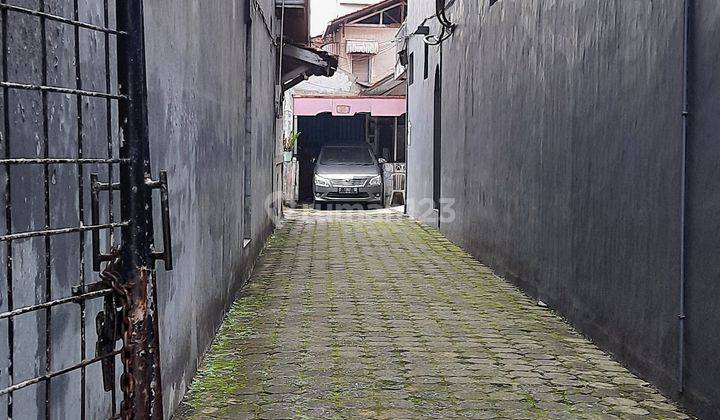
{"left": 312, "top": 144, "right": 384, "bottom": 207}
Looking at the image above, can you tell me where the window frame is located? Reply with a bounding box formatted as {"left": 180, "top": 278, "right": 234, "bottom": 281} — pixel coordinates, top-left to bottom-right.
{"left": 347, "top": 3, "right": 406, "bottom": 27}
{"left": 351, "top": 54, "right": 372, "bottom": 84}
{"left": 408, "top": 52, "right": 414, "bottom": 85}
{"left": 424, "top": 42, "right": 429, "bottom": 79}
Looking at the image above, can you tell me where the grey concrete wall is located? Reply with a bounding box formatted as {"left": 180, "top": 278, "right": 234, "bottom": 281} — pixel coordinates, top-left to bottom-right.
{"left": 405, "top": 0, "right": 441, "bottom": 226}
{"left": 0, "top": 0, "right": 278, "bottom": 418}
{"left": 143, "top": 0, "right": 278, "bottom": 415}
{"left": 684, "top": 2, "right": 720, "bottom": 416}
{"left": 405, "top": 1, "right": 720, "bottom": 418}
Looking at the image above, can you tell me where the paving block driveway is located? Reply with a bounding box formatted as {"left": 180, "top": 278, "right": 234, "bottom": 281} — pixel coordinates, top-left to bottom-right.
{"left": 176, "top": 209, "right": 690, "bottom": 419}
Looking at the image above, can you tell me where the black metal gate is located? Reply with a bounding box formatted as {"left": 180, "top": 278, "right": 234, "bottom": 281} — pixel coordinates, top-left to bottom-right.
{"left": 0, "top": 0, "right": 171, "bottom": 418}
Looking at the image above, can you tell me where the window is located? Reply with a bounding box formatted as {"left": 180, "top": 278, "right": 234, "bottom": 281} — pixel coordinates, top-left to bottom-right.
{"left": 357, "top": 13, "right": 381, "bottom": 24}
{"left": 408, "top": 52, "right": 414, "bottom": 85}
{"left": 382, "top": 5, "right": 404, "bottom": 24}
{"left": 352, "top": 55, "right": 371, "bottom": 83}
{"left": 350, "top": 3, "right": 406, "bottom": 26}
{"left": 424, "top": 42, "right": 429, "bottom": 79}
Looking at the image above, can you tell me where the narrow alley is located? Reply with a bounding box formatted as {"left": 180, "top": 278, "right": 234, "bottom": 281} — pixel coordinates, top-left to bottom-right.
{"left": 3, "top": 0, "right": 720, "bottom": 418}
{"left": 176, "top": 209, "right": 689, "bottom": 420}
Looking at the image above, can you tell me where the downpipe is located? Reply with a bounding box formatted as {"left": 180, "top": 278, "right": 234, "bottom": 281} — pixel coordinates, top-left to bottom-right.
{"left": 276, "top": 0, "right": 286, "bottom": 113}
{"left": 678, "top": 0, "right": 691, "bottom": 396}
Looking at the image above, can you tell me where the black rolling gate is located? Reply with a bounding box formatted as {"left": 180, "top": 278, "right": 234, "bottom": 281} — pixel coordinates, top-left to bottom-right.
{"left": 0, "top": 1, "right": 171, "bottom": 419}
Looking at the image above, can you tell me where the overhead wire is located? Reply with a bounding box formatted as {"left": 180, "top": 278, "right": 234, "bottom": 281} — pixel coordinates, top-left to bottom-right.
{"left": 421, "top": 0, "right": 456, "bottom": 46}
{"left": 436, "top": 0, "right": 456, "bottom": 29}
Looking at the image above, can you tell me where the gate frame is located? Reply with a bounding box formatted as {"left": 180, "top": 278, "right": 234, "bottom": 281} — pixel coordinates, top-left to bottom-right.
{"left": 0, "top": 0, "right": 169, "bottom": 418}
{"left": 116, "top": 0, "right": 165, "bottom": 417}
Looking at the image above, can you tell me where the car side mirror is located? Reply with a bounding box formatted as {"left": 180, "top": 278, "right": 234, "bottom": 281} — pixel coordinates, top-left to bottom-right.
{"left": 378, "top": 158, "right": 387, "bottom": 164}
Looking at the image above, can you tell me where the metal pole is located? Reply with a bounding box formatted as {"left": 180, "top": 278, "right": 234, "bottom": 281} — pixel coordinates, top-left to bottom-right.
{"left": 277, "top": 0, "right": 286, "bottom": 97}
{"left": 678, "top": 0, "right": 691, "bottom": 396}
{"left": 117, "top": 0, "right": 154, "bottom": 270}
{"left": 116, "top": 0, "right": 160, "bottom": 417}
{"left": 393, "top": 116, "right": 398, "bottom": 162}
{"left": 275, "top": 0, "right": 287, "bottom": 216}
{"left": 1, "top": 5, "right": 14, "bottom": 419}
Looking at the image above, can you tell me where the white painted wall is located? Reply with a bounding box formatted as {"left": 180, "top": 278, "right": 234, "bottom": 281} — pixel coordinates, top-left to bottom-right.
{"left": 310, "top": 0, "right": 384, "bottom": 36}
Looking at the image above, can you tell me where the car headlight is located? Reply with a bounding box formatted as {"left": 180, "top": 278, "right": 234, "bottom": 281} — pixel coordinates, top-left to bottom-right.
{"left": 368, "top": 175, "right": 382, "bottom": 186}
{"left": 314, "top": 175, "right": 331, "bottom": 187}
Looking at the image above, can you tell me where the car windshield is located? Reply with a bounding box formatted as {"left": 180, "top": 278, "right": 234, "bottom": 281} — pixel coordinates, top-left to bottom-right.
{"left": 319, "top": 147, "right": 375, "bottom": 165}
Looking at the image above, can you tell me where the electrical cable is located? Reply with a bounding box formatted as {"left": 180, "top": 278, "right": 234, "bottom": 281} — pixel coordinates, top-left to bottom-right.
{"left": 435, "top": 0, "right": 455, "bottom": 30}
{"left": 424, "top": 26, "right": 452, "bottom": 46}
{"left": 420, "top": 0, "right": 456, "bottom": 46}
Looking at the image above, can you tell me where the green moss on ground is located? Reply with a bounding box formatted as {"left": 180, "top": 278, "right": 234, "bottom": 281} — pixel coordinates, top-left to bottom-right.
{"left": 179, "top": 292, "right": 268, "bottom": 418}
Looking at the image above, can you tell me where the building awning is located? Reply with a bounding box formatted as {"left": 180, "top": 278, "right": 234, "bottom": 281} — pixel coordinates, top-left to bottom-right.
{"left": 276, "top": 0, "right": 310, "bottom": 45}
{"left": 282, "top": 44, "right": 338, "bottom": 92}
{"left": 361, "top": 73, "right": 406, "bottom": 96}
{"left": 294, "top": 96, "right": 406, "bottom": 117}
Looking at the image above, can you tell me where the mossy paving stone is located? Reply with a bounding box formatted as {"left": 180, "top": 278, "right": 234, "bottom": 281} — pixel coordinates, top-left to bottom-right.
{"left": 610, "top": 405, "right": 652, "bottom": 417}
{"left": 512, "top": 371, "right": 545, "bottom": 380}
{"left": 262, "top": 390, "right": 299, "bottom": 403}
{"left": 455, "top": 409, "right": 500, "bottom": 419}
{"left": 373, "top": 408, "right": 421, "bottom": 419}
{"left": 640, "top": 399, "right": 681, "bottom": 412}
{"left": 257, "top": 403, "right": 294, "bottom": 420}
{"left": 338, "top": 396, "right": 376, "bottom": 409}
{"left": 529, "top": 391, "right": 564, "bottom": 403}
{"left": 223, "top": 407, "right": 259, "bottom": 420}
{"left": 495, "top": 409, "right": 538, "bottom": 420}
{"left": 176, "top": 209, "right": 692, "bottom": 419}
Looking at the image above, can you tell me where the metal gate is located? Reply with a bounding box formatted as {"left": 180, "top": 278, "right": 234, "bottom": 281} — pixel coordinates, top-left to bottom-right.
{"left": 0, "top": 0, "right": 171, "bottom": 419}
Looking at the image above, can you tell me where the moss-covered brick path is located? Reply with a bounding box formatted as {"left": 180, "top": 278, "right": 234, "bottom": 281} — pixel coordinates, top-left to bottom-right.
{"left": 175, "top": 208, "right": 690, "bottom": 419}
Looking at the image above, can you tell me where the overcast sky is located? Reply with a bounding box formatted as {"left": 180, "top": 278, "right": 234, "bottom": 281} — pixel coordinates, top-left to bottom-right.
{"left": 310, "top": 0, "right": 339, "bottom": 37}
{"left": 309, "top": 0, "right": 385, "bottom": 37}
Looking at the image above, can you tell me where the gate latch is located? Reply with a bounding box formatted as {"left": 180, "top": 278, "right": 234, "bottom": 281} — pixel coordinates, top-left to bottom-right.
{"left": 145, "top": 170, "right": 174, "bottom": 270}
{"left": 90, "top": 170, "right": 174, "bottom": 271}
{"left": 90, "top": 174, "right": 119, "bottom": 272}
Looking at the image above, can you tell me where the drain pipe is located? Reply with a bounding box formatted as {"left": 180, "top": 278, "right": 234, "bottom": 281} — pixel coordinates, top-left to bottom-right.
{"left": 276, "top": 0, "right": 286, "bottom": 112}
{"left": 678, "top": 0, "right": 691, "bottom": 395}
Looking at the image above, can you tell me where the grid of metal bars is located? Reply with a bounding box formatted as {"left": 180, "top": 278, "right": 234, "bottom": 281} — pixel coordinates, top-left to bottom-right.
{"left": 0, "top": 0, "right": 127, "bottom": 418}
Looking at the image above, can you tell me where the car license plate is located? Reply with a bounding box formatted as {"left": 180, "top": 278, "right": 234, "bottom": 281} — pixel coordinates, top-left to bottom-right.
{"left": 338, "top": 187, "right": 358, "bottom": 194}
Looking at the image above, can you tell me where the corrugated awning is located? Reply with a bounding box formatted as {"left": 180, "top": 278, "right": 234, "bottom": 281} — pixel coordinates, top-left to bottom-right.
{"left": 281, "top": 44, "right": 338, "bottom": 92}
{"left": 293, "top": 96, "right": 406, "bottom": 117}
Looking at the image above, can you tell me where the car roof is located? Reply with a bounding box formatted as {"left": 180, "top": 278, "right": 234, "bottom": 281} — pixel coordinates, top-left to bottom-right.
{"left": 321, "top": 144, "right": 370, "bottom": 149}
